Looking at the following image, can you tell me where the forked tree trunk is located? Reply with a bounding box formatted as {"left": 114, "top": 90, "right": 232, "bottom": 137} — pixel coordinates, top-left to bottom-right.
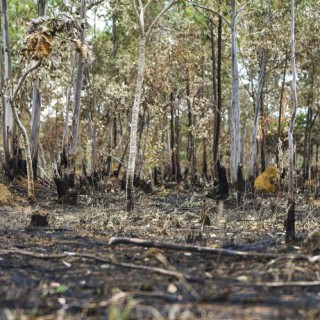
{"left": 285, "top": 0, "right": 297, "bottom": 243}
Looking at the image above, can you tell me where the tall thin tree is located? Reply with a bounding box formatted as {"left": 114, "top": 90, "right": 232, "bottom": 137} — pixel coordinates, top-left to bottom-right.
{"left": 285, "top": 0, "right": 298, "bottom": 243}
{"left": 30, "top": 0, "right": 46, "bottom": 180}
{"left": 126, "top": 0, "right": 178, "bottom": 211}
{"left": 1, "top": 0, "right": 14, "bottom": 175}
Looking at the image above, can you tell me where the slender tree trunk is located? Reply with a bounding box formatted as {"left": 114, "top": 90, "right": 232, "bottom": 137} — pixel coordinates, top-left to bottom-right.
{"left": 38, "top": 0, "right": 46, "bottom": 16}
{"left": 202, "top": 138, "right": 208, "bottom": 180}
{"left": 127, "top": 35, "right": 146, "bottom": 211}
{"left": 302, "top": 63, "right": 315, "bottom": 182}
{"left": 175, "top": 103, "right": 181, "bottom": 182}
{"left": 260, "top": 93, "right": 266, "bottom": 172}
{"left": 61, "top": 54, "right": 75, "bottom": 155}
{"left": 68, "top": 38, "right": 85, "bottom": 172}
{"left": 285, "top": 0, "right": 297, "bottom": 243}
{"left": 126, "top": 0, "right": 178, "bottom": 211}
{"left": 230, "top": 0, "right": 241, "bottom": 184}
{"left": 186, "top": 67, "right": 192, "bottom": 164}
{"left": 213, "top": 8, "right": 222, "bottom": 179}
{"left": 249, "top": 49, "right": 266, "bottom": 178}
{"left": 302, "top": 107, "right": 312, "bottom": 181}
{"left": 170, "top": 92, "right": 176, "bottom": 178}
{"left": 7, "top": 60, "right": 42, "bottom": 203}
{"left": 88, "top": 102, "right": 96, "bottom": 175}
{"left": 30, "top": 82, "right": 41, "bottom": 180}
{"left": 30, "top": 0, "right": 46, "bottom": 181}
{"left": 186, "top": 69, "right": 196, "bottom": 186}
{"left": 105, "top": 8, "right": 118, "bottom": 177}
{"left": 276, "top": 59, "right": 287, "bottom": 166}
{"left": 137, "top": 110, "right": 150, "bottom": 177}
{"left": 55, "top": 0, "right": 86, "bottom": 205}
{"left": 210, "top": 19, "right": 217, "bottom": 175}
{"left": 1, "top": 0, "right": 14, "bottom": 174}
{"left": 105, "top": 106, "right": 113, "bottom": 177}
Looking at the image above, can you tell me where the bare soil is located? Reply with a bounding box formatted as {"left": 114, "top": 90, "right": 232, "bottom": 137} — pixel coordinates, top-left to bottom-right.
{"left": 1, "top": 182, "right": 320, "bottom": 319}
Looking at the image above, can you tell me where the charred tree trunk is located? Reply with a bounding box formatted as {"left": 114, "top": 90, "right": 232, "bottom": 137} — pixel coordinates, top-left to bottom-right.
{"left": 202, "top": 138, "right": 208, "bottom": 180}
{"left": 55, "top": 0, "right": 86, "bottom": 205}
{"left": 285, "top": 0, "right": 297, "bottom": 243}
{"left": 30, "top": 82, "right": 41, "bottom": 180}
{"left": 213, "top": 9, "right": 222, "bottom": 179}
{"left": 208, "top": 160, "right": 229, "bottom": 200}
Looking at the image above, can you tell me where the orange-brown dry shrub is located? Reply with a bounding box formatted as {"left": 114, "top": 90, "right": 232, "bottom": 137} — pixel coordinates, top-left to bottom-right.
{"left": 0, "top": 184, "right": 13, "bottom": 205}
{"left": 254, "top": 165, "right": 280, "bottom": 193}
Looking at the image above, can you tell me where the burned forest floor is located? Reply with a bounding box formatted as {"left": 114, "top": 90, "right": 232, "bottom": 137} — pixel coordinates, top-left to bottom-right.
{"left": 1, "top": 180, "right": 320, "bottom": 319}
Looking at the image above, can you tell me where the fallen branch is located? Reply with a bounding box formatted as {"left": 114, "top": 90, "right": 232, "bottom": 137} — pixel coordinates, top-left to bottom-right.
{"left": 0, "top": 248, "right": 197, "bottom": 281}
{"left": 108, "top": 237, "right": 282, "bottom": 259}
{"left": 252, "top": 280, "right": 320, "bottom": 288}
{"left": 109, "top": 237, "right": 317, "bottom": 263}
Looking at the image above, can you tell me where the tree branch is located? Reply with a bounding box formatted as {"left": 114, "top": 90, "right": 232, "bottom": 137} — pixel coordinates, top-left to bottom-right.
{"left": 0, "top": 248, "right": 198, "bottom": 282}
{"left": 109, "top": 237, "right": 283, "bottom": 259}
{"left": 188, "top": 0, "right": 231, "bottom": 29}
{"left": 146, "top": 0, "right": 180, "bottom": 38}
{"left": 237, "top": 0, "right": 256, "bottom": 15}
{"left": 11, "top": 60, "right": 42, "bottom": 101}
{"left": 87, "top": 0, "right": 105, "bottom": 10}
{"left": 131, "top": 0, "right": 140, "bottom": 22}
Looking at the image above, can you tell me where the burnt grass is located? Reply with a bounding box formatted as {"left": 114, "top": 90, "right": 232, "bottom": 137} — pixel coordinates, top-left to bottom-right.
{"left": 1, "top": 183, "right": 320, "bottom": 319}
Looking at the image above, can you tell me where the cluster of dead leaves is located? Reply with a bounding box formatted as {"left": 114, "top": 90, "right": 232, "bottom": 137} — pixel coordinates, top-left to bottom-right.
{"left": 21, "top": 14, "right": 93, "bottom": 63}
{"left": 21, "top": 28, "right": 53, "bottom": 60}
{"left": 72, "top": 39, "right": 89, "bottom": 61}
